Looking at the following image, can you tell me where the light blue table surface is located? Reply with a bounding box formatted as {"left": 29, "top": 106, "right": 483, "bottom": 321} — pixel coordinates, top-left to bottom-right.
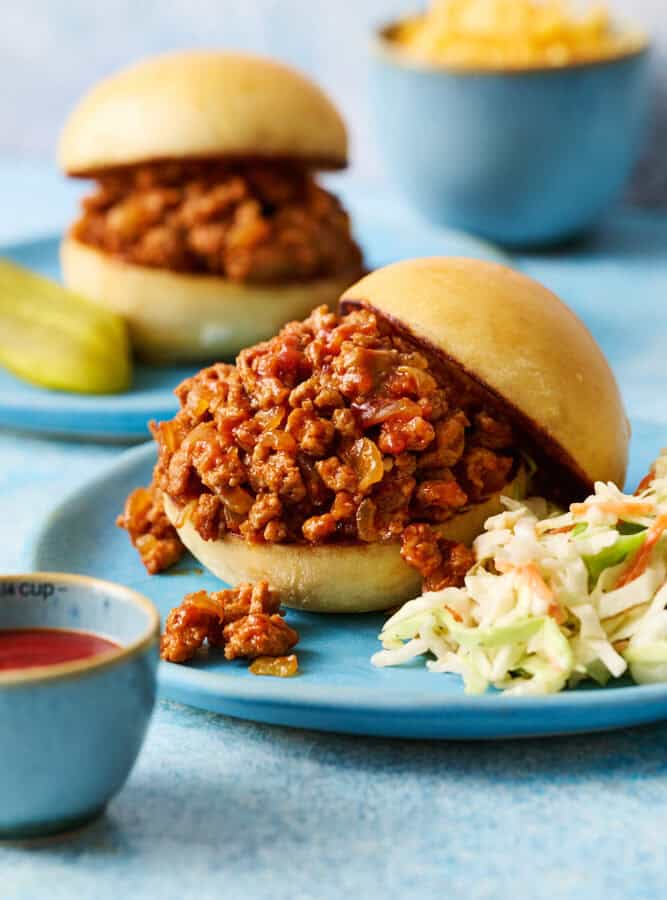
{"left": 2, "top": 159, "right": 667, "bottom": 899}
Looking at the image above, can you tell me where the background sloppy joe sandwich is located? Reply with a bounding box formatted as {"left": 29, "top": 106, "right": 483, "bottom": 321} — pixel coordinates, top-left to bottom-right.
{"left": 58, "top": 51, "right": 363, "bottom": 362}
{"left": 123, "top": 257, "right": 629, "bottom": 613}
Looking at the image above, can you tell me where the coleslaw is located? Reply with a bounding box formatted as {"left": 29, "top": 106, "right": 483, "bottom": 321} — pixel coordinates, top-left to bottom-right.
{"left": 372, "top": 451, "right": 667, "bottom": 695}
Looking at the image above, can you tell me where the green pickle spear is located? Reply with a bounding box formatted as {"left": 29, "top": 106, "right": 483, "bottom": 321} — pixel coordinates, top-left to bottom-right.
{"left": 0, "top": 258, "right": 131, "bottom": 394}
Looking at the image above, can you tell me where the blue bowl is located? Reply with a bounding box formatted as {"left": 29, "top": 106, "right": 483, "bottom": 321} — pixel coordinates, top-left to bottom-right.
{"left": 0, "top": 573, "right": 159, "bottom": 839}
{"left": 370, "top": 28, "right": 651, "bottom": 246}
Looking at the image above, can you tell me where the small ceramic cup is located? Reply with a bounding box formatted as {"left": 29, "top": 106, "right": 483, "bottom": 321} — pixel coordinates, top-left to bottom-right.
{"left": 370, "top": 26, "right": 651, "bottom": 246}
{"left": 0, "top": 573, "right": 159, "bottom": 839}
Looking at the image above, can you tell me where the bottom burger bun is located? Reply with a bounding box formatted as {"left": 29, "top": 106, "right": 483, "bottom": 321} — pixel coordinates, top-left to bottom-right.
{"left": 60, "top": 235, "right": 360, "bottom": 362}
{"left": 163, "top": 469, "right": 525, "bottom": 613}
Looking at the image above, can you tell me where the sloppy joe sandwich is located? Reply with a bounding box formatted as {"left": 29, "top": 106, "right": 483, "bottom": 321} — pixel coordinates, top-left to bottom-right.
{"left": 120, "top": 257, "right": 629, "bottom": 613}
{"left": 59, "top": 51, "right": 363, "bottom": 361}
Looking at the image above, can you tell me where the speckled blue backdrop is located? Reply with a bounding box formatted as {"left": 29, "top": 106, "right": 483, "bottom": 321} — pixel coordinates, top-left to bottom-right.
{"left": 1, "top": 162, "right": 667, "bottom": 899}
{"left": 2, "top": 3, "right": 667, "bottom": 888}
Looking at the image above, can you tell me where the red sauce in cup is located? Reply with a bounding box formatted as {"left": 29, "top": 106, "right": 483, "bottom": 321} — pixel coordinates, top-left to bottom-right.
{"left": 0, "top": 629, "right": 119, "bottom": 671}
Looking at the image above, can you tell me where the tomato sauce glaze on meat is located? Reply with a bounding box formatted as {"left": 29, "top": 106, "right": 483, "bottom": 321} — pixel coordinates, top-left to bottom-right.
{"left": 72, "top": 161, "right": 362, "bottom": 284}
{"left": 122, "top": 304, "right": 519, "bottom": 591}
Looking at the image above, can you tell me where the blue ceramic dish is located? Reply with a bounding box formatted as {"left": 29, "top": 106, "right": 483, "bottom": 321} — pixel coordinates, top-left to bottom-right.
{"left": 0, "top": 573, "right": 159, "bottom": 839}
{"left": 370, "top": 27, "right": 651, "bottom": 246}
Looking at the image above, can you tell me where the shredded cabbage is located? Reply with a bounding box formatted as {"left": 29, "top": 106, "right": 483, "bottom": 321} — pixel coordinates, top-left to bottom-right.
{"left": 372, "top": 450, "right": 667, "bottom": 695}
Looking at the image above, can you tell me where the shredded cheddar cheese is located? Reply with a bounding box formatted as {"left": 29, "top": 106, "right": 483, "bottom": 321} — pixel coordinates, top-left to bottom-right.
{"left": 391, "top": 0, "right": 645, "bottom": 70}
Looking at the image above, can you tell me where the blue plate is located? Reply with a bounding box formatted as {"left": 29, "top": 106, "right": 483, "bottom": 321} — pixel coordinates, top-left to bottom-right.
{"left": 27, "top": 432, "right": 667, "bottom": 739}
{"left": 0, "top": 202, "right": 507, "bottom": 441}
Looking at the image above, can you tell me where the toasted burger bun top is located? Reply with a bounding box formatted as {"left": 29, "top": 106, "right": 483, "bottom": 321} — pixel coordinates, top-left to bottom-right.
{"left": 341, "top": 258, "right": 629, "bottom": 493}
{"left": 59, "top": 51, "right": 348, "bottom": 176}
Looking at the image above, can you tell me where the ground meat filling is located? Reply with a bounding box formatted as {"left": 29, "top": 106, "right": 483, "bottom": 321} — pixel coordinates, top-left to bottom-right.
{"left": 160, "top": 581, "right": 298, "bottom": 664}
{"left": 150, "top": 305, "right": 518, "bottom": 585}
{"left": 72, "top": 160, "right": 363, "bottom": 283}
{"left": 400, "top": 524, "right": 476, "bottom": 593}
{"left": 117, "top": 485, "right": 184, "bottom": 575}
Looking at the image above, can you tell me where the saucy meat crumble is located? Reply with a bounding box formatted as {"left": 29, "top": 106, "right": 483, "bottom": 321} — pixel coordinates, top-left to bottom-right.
{"left": 72, "top": 161, "right": 362, "bottom": 284}
{"left": 117, "top": 484, "right": 184, "bottom": 575}
{"left": 160, "top": 581, "right": 298, "bottom": 664}
{"left": 130, "top": 304, "right": 518, "bottom": 588}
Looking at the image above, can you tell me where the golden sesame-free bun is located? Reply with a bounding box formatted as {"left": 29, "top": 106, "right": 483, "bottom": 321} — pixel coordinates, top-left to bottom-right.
{"left": 60, "top": 236, "right": 360, "bottom": 362}
{"left": 58, "top": 51, "right": 348, "bottom": 175}
{"left": 163, "top": 479, "right": 523, "bottom": 613}
{"left": 341, "top": 258, "right": 629, "bottom": 492}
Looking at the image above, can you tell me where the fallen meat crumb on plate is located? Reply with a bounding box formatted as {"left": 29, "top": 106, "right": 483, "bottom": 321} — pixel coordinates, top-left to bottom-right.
{"left": 160, "top": 580, "right": 299, "bottom": 670}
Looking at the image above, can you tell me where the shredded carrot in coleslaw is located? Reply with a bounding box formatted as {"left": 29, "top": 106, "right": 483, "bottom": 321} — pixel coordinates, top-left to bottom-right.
{"left": 494, "top": 559, "right": 554, "bottom": 604}
{"left": 636, "top": 471, "right": 656, "bottom": 495}
{"left": 616, "top": 514, "right": 667, "bottom": 588}
{"left": 570, "top": 499, "right": 655, "bottom": 519}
